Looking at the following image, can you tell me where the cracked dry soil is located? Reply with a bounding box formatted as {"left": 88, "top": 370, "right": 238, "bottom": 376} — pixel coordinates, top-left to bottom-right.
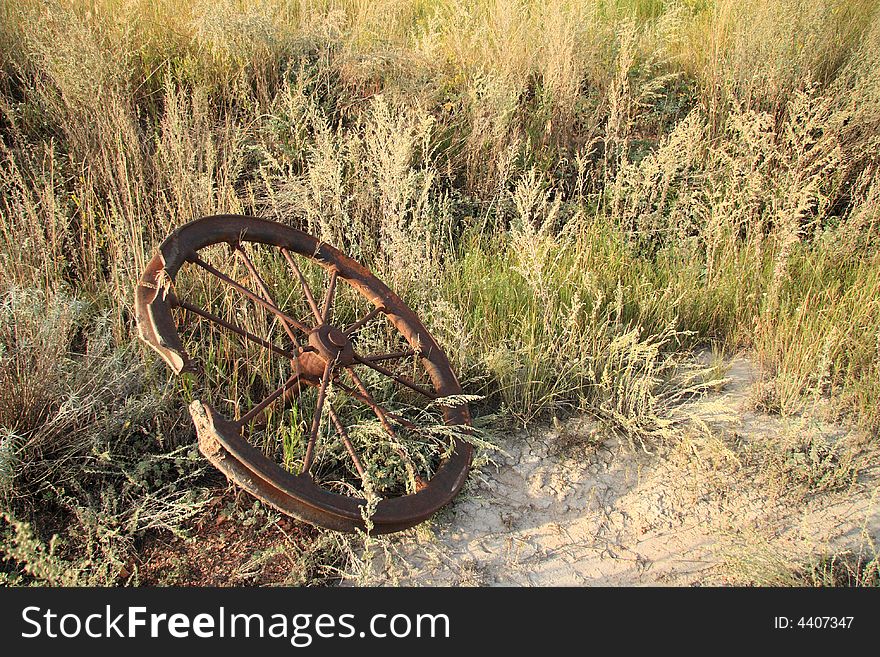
{"left": 349, "top": 357, "right": 880, "bottom": 586}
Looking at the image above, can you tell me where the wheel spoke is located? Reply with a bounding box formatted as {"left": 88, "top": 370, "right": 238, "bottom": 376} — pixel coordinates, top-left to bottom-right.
{"left": 302, "top": 362, "right": 332, "bottom": 474}
{"left": 172, "top": 296, "right": 300, "bottom": 361}
{"left": 352, "top": 353, "right": 437, "bottom": 399}
{"left": 346, "top": 367, "right": 398, "bottom": 437}
{"left": 235, "top": 372, "right": 304, "bottom": 429}
{"left": 332, "top": 377, "right": 419, "bottom": 430}
{"left": 344, "top": 306, "right": 382, "bottom": 335}
{"left": 321, "top": 269, "right": 338, "bottom": 324}
{"left": 235, "top": 244, "right": 300, "bottom": 347}
{"left": 281, "top": 248, "right": 323, "bottom": 324}
{"left": 343, "top": 368, "right": 425, "bottom": 490}
{"left": 327, "top": 405, "right": 366, "bottom": 479}
{"left": 190, "top": 254, "right": 311, "bottom": 334}
{"left": 234, "top": 244, "right": 310, "bottom": 384}
{"left": 361, "top": 349, "right": 416, "bottom": 364}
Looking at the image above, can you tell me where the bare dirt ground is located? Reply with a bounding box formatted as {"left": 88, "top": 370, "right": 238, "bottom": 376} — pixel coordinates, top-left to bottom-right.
{"left": 349, "top": 357, "right": 880, "bottom": 586}
{"left": 137, "top": 493, "right": 326, "bottom": 586}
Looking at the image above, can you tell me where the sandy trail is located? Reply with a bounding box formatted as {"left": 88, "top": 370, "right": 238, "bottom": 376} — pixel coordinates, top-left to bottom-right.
{"left": 350, "top": 357, "right": 879, "bottom": 586}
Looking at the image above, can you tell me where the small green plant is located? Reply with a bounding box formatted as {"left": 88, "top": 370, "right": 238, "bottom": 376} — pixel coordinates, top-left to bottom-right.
{"left": 763, "top": 432, "right": 861, "bottom": 498}
{"left": 2, "top": 0, "right": 879, "bottom": 587}
{"left": 281, "top": 404, "right": 305, "bottom": 473}
{"left": 722, "top": 536, "right": 879, "bottom": 587}
{"left": 803, "top": 551, "right": 879, "bottom": 587}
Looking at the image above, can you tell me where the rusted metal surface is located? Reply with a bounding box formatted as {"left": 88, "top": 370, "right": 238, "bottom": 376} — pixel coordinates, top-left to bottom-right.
{"left": 134, "top": 215, "right": 473, "bottom": 534}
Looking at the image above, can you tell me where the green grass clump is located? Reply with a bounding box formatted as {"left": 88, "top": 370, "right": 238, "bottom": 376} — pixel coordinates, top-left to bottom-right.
{"left": 2, "top": 0, "right": 879, "bottom": 585}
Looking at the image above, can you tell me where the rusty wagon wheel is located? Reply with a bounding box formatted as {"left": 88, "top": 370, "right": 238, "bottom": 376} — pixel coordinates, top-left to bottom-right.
{"left": 135, "top": 215, "right": 473, "bottom": 533}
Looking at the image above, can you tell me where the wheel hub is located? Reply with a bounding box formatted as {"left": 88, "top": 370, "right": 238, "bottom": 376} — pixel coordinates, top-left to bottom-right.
{"left": 308, "top": 324, "right": 354, "bottom": 367}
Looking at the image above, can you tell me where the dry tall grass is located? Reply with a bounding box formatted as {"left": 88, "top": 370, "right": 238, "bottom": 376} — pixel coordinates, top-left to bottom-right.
{"left": 1, "top": 0, "right": 879, "bottom": 584}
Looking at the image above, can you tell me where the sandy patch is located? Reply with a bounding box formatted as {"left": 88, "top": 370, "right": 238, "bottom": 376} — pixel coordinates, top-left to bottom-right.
{"left": 348, "top": 357, "right": 880, "bottom": 586}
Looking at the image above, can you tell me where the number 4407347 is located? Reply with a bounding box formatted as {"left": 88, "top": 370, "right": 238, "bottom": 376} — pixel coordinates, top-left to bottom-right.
{"left": 775, "top": 617, "right": 854, "bottom": 629}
